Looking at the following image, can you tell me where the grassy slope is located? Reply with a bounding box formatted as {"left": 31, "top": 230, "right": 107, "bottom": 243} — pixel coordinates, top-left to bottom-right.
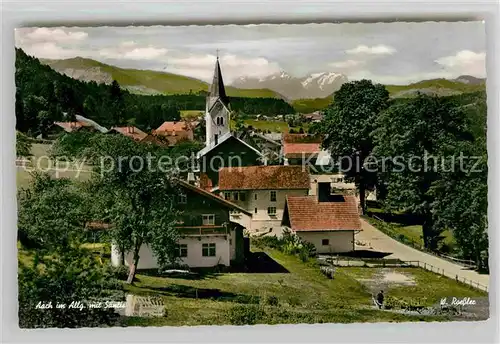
{"left": 385, "top": 79, "right": 486, "bottom": 96}
{"left": 17, "top": 143, "right": 93, "bottom": 189}
{"left": 42, "top": 57, "right": 279, "bottom": 98}
{"left": 291, "top": 79, "right": 486, "bottom": 113}
{"left": 292, "top": 96, "right": 333, "bottom": 113}
{"left": 123, "top": 247, "right": 452, "bottom": 326}
{"left": 342, "top": 267, "right": 486, "bottom": 306}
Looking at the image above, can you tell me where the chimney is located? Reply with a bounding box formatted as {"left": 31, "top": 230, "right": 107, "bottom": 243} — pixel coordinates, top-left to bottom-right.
{"left": 187, "top": 172, "right": 196, "bottom": 185}
{"left": 317, "top": 182, "right": 331, "bottom": 202}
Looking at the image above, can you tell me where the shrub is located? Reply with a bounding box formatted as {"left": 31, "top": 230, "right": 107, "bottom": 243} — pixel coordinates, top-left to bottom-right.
{"left": 228, "top": 305, "right": 265, "bottom": 325}
{"left": 106, "top": 265, "right": 129, "bottom": 280}
{"left": 265, "top": 295, "right": 279, "bottom": 307}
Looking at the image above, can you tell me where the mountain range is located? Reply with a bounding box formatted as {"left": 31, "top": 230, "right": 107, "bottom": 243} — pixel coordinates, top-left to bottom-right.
{"left": 41, "top": 57, "right": 280, "bottom": 98}
{"left": 232, "top": 71, "right": 348, "bottom": 100}
{"left": 40, "top": 57, "right": 486, "bottom": 112}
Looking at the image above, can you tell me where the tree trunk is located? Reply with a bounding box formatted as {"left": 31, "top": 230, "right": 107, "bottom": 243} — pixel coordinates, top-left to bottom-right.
{"left": 126, "top": 241, "right": 141, "bottom": 284}
{"left": 422, "top": 217, "right": 436, "bottom": 250}
{"left": 359, "top": 180, "right": 366, "bottom": 215}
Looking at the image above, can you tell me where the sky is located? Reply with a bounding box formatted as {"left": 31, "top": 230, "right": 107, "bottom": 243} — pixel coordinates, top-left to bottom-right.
{"left": 15, "top": 22, "right": 486, "bottom": 85}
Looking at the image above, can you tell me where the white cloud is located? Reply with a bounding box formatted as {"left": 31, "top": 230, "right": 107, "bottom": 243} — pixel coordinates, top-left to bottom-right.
{"left": 435, "top": 50, "right": 486, "bottom": 77}
{"left": 167, "top": 54, "right": 281, "bottom": 82}
{"left": 328, "top": 59, "right": 364, "bottom": 69}
{"left": 100, "top": 45, "right": 168, "bottom": 60}
{"left": 16, "top": 28, "right": 88, "bottom": 44}
{"left": 21, "top": 42, "right": 87, "bottom": 60}
{"left": 346, "top": 44, "right": 396, "bottom": 55}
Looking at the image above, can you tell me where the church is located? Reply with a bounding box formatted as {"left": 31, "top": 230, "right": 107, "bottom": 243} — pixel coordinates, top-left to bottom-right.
{"left": 196, "top": 57, "right": 264, "bottom": 190}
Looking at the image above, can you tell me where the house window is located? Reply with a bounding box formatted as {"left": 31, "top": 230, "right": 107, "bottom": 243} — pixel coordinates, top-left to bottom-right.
{"left": 224, "top": 192, "right": 231, "bottom": 200}
{"left": 176, "top": 244, "right": 188, "bottom": 257}
{"left": 178, "top": 193, "right": 187, "bottom": 204}
{"left": 254, "top": 208, "right": 258, "bottom": 214}
{"left": 240, "top": 192, "right": 246, "bottom": 201}
{"left": 270, "top": 191, "right": 277, "bottom": 202}
{"left": 214, "top": 134, "right": 219, "bottom": 145}
{"left": 202, "top": 243, "right": 216, "bottom": 257}
{"left": 202, "top": 214, "right": 215, "bottom": 226}
{"left": 233, "top": 192, "right": 239, "bottom": 201}
{"left": 254, "top": 194, "right": 258, "bottom": 200}
{"left": 267, "top": 207, "right": 277, "bottom": 216}
{"left": 322, "top": 239, "right": 329, "bottom": 246}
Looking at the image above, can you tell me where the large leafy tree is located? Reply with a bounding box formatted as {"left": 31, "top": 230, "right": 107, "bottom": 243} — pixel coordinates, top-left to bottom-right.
{"left": 320, "top": 80, "right": 390, "bottom": 213}
{"left": 83, "top": 134, "right": 181, "bottom": 283}
{"left": 16, "top": 131, "right": 32, "bottom": 158}
{"left": 18, "top": 247, "right": 123, "bottom": 328}
{"left": 430, "top": 138, "right": 488, "bottom": 269}
{"left": 18, "top": 173, "right": 89, "bottom": 250}
{"left": 17, "top": 173, "right": 123, "bottom": 328}
{"left": 373, "top": 94, "right": 473, "bottom": 250}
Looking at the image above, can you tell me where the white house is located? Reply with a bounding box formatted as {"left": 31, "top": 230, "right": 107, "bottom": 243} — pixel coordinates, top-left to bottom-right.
{"left": 218, "top": 165, "right": 310, "bottom": 236}
{"left": 111, "top": 180, "right": 252, "bottom": 270}
{"left": 282, "top": 182, "right": 362, "bottom": 254}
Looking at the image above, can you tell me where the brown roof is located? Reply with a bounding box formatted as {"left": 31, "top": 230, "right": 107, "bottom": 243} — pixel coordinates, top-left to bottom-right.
{"left": 284, "top": 195, "right": 361, "bottom": 231}
{"left": 283, "top": 142, "right": 321, "bottom": 157}
{"left": 155, "top": 121, "right": 199, "bottom": 133}
{"left": 111, "top": 126, "right": 148, "bottom": 141}
{"left": 282, "top": 134, "right": 322, "bottom": 158}
{"left": 54, "top": 121, "right": 92, "bottom": 132}
{"left": 177, "top": 179, "right": 251, "bottom": 216}
{"left": 218, "top": 165, "right": 310, "bottom": 190}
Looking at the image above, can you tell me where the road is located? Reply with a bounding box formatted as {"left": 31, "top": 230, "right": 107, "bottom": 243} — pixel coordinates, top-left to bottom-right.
{"left": 355, "top": 219, "right": 489, "bottom": 290}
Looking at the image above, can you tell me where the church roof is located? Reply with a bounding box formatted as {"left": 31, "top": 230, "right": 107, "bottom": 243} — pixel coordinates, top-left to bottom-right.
{"left": 196, "top": 132, "right": 263, "bottom": 159}
{"left": 208, "top": 58, "right": 229, "bottom": 108}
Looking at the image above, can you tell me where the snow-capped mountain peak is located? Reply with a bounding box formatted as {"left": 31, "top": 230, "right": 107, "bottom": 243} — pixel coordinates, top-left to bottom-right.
{"left": 231, "top": 69, "right": 348, "bottom": 100}
{"left": 301, "top": 72, "right": 346, "bottom": 89}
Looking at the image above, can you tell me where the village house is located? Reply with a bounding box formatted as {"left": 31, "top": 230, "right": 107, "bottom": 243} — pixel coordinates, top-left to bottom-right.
{"left": 196, "top": 57, "right": 263, "bottom": 189}
{"left": 282, "top": 133, "right": 337, "bottom": 174}
{"left": 153, "top": 120, "right": 199, "bottom": 145}
{"left": 109, "top": 125, "right": 163, "bottom": 145}
{"left": 282, "top": 182, "right": 362, "bottom": 254}
{"left": 218, "top": 165, "right": 310, "bottom": 236}
{"left": 50, "top": 115, "right": 108, "bottom": 138}
{"left": 111, "top": 180, "right": 251, "bottom": 270}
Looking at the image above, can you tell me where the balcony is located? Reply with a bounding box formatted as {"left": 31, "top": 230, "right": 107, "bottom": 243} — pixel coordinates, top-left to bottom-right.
{"left": 175, "top": 225, "right": 229, "bottom": 237}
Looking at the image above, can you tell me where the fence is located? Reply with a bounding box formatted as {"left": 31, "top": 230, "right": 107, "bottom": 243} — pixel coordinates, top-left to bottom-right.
{"left": 368, "top": 215, "right": 477, "bottom": 269}
{"left": 326, "top": 257, "right": 488, "bottom": 293}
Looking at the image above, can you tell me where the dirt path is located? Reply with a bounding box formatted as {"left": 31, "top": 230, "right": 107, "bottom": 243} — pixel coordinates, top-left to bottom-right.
{"left": 355, "top": 219, "right": 489, "bottom": 290}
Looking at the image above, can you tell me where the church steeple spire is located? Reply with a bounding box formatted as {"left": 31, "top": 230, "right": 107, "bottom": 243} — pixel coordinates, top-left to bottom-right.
{"left": 208, "top": 54, "right": 229, "bottom": 107}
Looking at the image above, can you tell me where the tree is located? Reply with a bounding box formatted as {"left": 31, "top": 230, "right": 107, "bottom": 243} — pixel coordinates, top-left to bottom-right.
{"left": 109, "top": 80, "right": 125, "bottom": 126}
{"left": 16, "top": 131, "right": 32, "bottom": 158}
{"left": 320, "top": 80, "right": 390, "bottom": 213}
{"left": 17, "top": 173, "right": 123, "bottom": 328}
{"left": 430, "top": 139, "right": 488, "bottom": 269}
{"left": 18, "top": 173, "right": 89, "bottom": 250}
{"left": 83, "top": 134, "right": 181, "bottom": 283}
{"left": 373, "top": 94, "right": 473, "bottom": 249}
{"left": 18, "top": 247, "right": 123, "bottom": 328}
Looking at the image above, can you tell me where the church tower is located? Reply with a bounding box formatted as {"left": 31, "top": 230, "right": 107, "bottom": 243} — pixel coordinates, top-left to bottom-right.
{"left": 205, "top": 56, "right": 231, "bottom": 148}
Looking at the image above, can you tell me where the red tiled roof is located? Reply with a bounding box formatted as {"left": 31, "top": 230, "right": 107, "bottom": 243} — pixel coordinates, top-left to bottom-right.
{"left": 283, "top": 142, "right": 321, "bottom": 156}
{"left": 219, "top": 165, "right": 310, "bottom": 190}
{"left": 285, "top": 195, "right": 361, "bottom": 231}
{"left": 156, "top": 121, "right": 199, "bottom": 132}
{"left": 282, "top": 134, "right": 322, "bottom": 158}
{"left": 54, "top": 121, "right": 91, "bottom": 132}
{"left": 111, "top": 126, "right": 148, "bottom": 141}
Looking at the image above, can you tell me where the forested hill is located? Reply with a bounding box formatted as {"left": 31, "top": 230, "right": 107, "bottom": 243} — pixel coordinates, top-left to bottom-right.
{"left": 15, "top": 49, "right": 295, "bottom": 136}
